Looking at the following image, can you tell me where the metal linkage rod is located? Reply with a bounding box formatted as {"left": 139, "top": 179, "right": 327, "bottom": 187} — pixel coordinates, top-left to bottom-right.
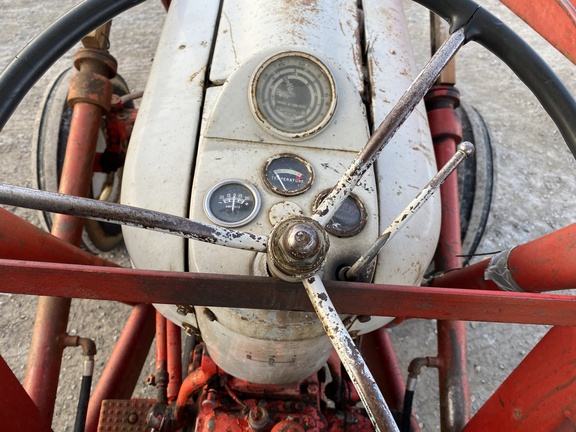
{"left": 303, "top": 275, "right": 399, "bottom": 432}
{"left": 345, "top": 142, "right": 475, "bottom": 281}
{"left": 0, "top": 183, "right": 267, "bottom": 252}
{"left": 312, "top": 27, "right": 466, "bottom": 227}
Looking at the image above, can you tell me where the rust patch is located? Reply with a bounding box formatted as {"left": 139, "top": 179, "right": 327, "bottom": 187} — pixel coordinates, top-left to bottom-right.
{"left": 189, "top": 66, "right": 205, "bottom": 83}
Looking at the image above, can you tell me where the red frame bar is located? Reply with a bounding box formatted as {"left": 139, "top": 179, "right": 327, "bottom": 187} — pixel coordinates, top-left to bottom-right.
{"left": 167, "top": 320, "right": 182, "bottom": 403}
{"left": 1, "top": 259, "right": 576, "bottom": 326}
{"left": 0, "top": 353, "right": 53, "bottom": 432}
{"left": 463, "top": 326, "right": 576, "bottom": 431}
{"left": 427, "top": 84, "right": 470, "bottom": 431}
{"left": 433, "top": 223, "right": 576, "bottom": 293}
{"left": 0, "top": 207, "right": 116, "bottom": 267}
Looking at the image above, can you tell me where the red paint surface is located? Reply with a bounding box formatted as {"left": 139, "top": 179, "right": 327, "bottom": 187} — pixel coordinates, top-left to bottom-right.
{"left": 427, "top": 85, "right": 470, "bottom": 431}
{"left": 433, "top": 223, "right": 576, "bottom": 293}
{"left": 0, "top": 354, "right": 53, "bottom": 432}
{"left": 2, "top": 259, "right": 576, "bottom": 325}
{"left": 501, "top": 0, "right": 576, "bottom": 64}
{"left": 464, "top": 326, "right": 576, "bottom": 431}
{"left": 167, "top": 320, "right": 182, "bottom": 403}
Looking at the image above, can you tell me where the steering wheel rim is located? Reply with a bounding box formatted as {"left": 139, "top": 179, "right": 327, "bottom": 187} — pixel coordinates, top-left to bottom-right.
{"left": 415, "top": 0, "right": 576, "bottom": 158}
{"left": 0, "top": 1, "right": 575, "bottom": 432}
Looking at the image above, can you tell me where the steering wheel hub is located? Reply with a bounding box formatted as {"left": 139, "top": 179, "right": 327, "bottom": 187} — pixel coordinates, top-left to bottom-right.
{"left": 267, "top": 216, "right": 330, "bottom": 282}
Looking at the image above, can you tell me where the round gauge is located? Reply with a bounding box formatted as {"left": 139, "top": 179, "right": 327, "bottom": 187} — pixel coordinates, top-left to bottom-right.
{"left": 250, "top": 52, "right": 337, "bottom": 139}
{"left": 314, "top": 190, "right": 367, "bottom": 237}
{"left": 262, "top": 154, "right": 314, "bottom": 196}
{"left": 204, "top": 179, "right": 261, "bottom": 228}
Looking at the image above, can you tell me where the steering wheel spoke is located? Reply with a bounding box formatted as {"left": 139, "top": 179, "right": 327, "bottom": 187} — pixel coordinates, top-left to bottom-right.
{"left": 0, "top": 183, "right": 268, "bottom": 252}
{"left": 303, "top": 274, "right": 399, "bottom": 432}
{"left": 313, "top": 27, "right": 466, "bottom": 226}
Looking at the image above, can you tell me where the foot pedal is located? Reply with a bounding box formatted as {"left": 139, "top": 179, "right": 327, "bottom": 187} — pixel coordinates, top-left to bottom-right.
{"left": 97, "top": 398, "right": 155, "bottom": 431}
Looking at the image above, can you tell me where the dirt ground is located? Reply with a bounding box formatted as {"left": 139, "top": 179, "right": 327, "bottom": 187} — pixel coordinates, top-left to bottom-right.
{"left": 0, "top": 1, "right": 575, "bottom": 431}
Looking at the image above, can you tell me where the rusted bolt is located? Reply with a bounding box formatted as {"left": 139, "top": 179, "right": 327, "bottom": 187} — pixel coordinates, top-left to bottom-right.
{"left": 127, "top": 412, "right": 138, "bottom": 424}
{"left": 281, "top": 224, "right": 320, "bottom": 260}
{"left": 146, "top": 374, "right": 156, "bottom": 386}
{"left": 182, "top": 322, "right": 200, "bottom": 336}
{"left": 248, "top": 405, "right": 269, "bottom": 431}
{"left": 306, "top": 383, "right": 319, "bottom": 394}
{"left": 176, "top": 305, "right": 193, "bottom": 316}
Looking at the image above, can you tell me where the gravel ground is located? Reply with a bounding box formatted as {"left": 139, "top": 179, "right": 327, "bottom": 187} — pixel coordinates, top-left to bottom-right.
{"left": 0, "top": 1, "right": 575, "bottom": 431}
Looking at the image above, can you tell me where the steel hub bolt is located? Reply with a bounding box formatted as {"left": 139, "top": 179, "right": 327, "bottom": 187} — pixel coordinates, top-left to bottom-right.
{"left": 267, "top": 216, "right": 329, "bottom": 282}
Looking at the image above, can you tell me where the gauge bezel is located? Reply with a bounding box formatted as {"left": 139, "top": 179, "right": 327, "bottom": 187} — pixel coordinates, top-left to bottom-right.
{"left": 249, "top": 51, "right": 338, "bottom": 140}
{"left": 313, "top": 190, "right": 367, "bottom": 237}
{"left": 203, "top": 179, "right": 262, "bottom": 228}
{"left": 262, "top": 153, "right": 315, "bottom": 196}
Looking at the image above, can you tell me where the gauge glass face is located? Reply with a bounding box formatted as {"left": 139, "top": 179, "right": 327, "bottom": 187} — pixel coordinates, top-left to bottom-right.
{"left": 251, "top": 52, "right": 337, "bottom": 138}
{"left": 314, "top": 191, "right": 367, "bottom": 237}
{"left": 204, "top": 180, "right": 261, "bottom": 227}
{"left": 262, "top": 154, "right": 314, "bottom": 196}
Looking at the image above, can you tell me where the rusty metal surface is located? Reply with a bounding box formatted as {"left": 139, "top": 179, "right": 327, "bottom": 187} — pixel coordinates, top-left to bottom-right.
{"left": 426, "top": 82, "right": 470, "bottom": 432}
{"left": 166, "top": 321, "right": 181, "bottom": 404}
{"left": 97, "top": 399, "right": 155, "bottom": 432}
{"left": 23, "top": 67, "right": 108, "bottom": 420}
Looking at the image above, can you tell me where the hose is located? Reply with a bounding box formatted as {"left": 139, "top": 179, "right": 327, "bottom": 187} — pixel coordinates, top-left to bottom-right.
{"left": 0, "top": 0, "right": 147, "bottom": 132}
{"left": 74, "top": 359, "right": 94, "bottom": 432}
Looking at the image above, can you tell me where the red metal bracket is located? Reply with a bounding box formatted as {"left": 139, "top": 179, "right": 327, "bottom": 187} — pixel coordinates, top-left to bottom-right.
{"left": 0, "top": 353, "right": 53, "bottom": 432}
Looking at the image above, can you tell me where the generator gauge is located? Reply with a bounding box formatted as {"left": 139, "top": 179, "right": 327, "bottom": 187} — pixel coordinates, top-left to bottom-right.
{"left": 204, "top": 179, "right": 261, "bottom": 228}
{"left": 314, "top": 190, "right": 367, "bottom": 237}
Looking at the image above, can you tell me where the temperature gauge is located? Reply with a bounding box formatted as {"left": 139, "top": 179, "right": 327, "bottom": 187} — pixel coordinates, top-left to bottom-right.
{"left": 204, "top": 179, "right": 261, "bottom": 227}
{"left": 262, "top": 154, "right": 314, "bottom": 196}
{"left": 314, "top": 190, "right": 367, "bottom": 237}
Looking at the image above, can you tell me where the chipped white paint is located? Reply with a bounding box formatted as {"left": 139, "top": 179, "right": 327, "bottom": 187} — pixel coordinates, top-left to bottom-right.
{"left": 122, "top": 0, "right": 446, "bottom": 386}
{"left": 121, "top": 0, "right": 220, "bottom": 272}
{"left": 209, "top": 0, "right": 364, "bottom": 93}
{"left": 268, "top": 201, "right": 304, "bottom": 226}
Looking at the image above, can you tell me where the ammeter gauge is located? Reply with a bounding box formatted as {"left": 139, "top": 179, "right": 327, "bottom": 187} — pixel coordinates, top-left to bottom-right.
{"left": 204, "top": 179, "right": 261, "bottom": 228}
{"left": 250, "top": 52, "right": 337, "bottom": 139}
{"left": 262, "top": 154, "right": 314, "bottom": 196}
{"left": 314, "top": 190, "right": 367, "bottom": 237}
